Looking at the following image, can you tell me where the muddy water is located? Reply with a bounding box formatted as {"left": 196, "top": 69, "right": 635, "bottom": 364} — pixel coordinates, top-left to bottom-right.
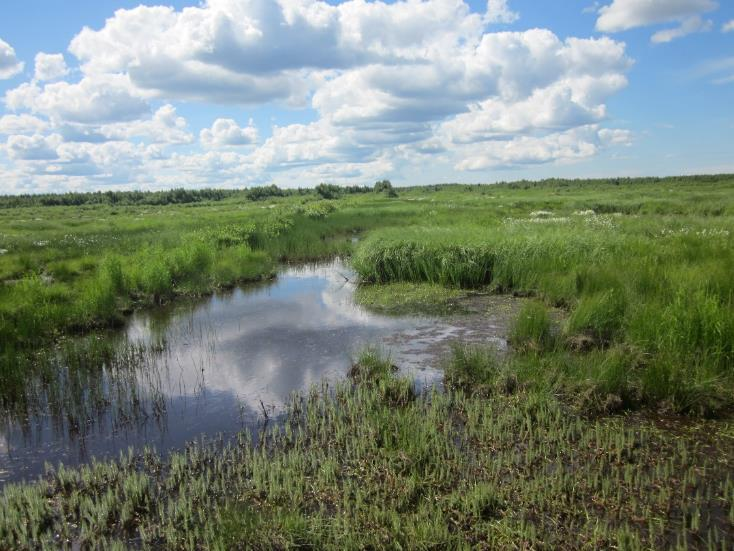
{"left": 0, "top": 260, "right": 520, "bottom": 486}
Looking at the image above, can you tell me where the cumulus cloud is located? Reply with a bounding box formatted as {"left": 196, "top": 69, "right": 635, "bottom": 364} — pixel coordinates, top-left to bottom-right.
{"left": 0, "top": 38, "right": 24, "bottom": 79}
{"left": 34, "top": 53, "right": 69, "bottom": 81}
{"left": 453, "top": 125, "right": 611, "bottom": 171}
{"left": 251, "top": 121, "right": 357, "bottom": 170}
{"left": 0, "top": 114, "right": 48, "bottom": 135}
{"left": 598, "top": 127, "right": 633, "bottom": 145}
{"left": 596, "top": 0, "right": 717, "bottom": 42}
{"left": 200, "top": 118, "right": 258, "bottom": 148}
{"left": 101, "top": 104, "right": 193, "bottom": 144}
{"left": 5, "top": 133, "right": 61, "bottom": 160}
{"left": 596, "top": 0, "right": 717, "bottom": 32}
{"left": 5, "top": 74, "right": 149, "bottom": 124}
{"left": 67, "top": 0, "right": 484, "bottom": 105}
{"left": 723, "top": 20, "right": 734, "bottom": 32}
{"left": 0, "top": 0, "right": 636, "bottom": 191}
{"left": 485, "top": 0, "right": 519, "bottom": 24}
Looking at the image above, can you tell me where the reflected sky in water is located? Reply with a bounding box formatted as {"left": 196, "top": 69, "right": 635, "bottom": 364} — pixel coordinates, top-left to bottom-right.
{"left": 0, "top": 260, "right": 451, "bottom": 485}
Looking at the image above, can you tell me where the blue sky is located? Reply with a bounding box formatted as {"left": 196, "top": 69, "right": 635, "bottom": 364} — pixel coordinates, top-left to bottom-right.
{"left": 0, "top": 0, "right": 732, "bottom": 193}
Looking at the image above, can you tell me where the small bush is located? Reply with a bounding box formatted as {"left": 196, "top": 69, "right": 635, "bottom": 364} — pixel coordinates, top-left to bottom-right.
{"left": 303, "top": 201, "right": 337, "bottom": 219}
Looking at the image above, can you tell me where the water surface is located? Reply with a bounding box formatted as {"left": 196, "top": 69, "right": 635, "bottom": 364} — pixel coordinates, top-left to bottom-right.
{"left": 1, "top": 260, "right": 464, "bottom": 485}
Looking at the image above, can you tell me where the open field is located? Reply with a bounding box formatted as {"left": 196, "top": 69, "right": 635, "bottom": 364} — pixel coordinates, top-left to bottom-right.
{"left": 1, "top": 175, "right": 734, "bottom": 548}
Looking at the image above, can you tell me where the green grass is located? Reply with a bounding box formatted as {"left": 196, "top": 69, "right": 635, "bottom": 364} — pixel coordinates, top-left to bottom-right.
{"left": 2, "top": 349, "right": 733, "bottom": 549}
{"left": 510, "top": 300, "right": 556, "bottom": 352}
{"left": 355, "top": 281, "right": 465, "bottom": 315}
{"left": 2, "top": 176, "right": 734, "bottom": 546}
{"left": 2, "top": 176, "right": 733, "bottom": 407}
{"left": 348, "top": 178, "right": 734, "bottom": 413}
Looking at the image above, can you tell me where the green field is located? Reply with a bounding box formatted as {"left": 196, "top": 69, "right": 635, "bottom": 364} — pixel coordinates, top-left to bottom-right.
{"left": 1, "top": 176, "right": 734, "bottom": 548}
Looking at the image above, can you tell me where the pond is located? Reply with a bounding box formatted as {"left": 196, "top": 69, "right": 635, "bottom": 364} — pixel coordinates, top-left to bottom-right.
{"left": 1, "top": 260, "right": 511, "bottom": 486}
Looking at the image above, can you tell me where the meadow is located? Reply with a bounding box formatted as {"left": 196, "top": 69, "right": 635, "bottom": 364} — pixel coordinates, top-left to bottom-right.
{"left": 1, "top": 175, "right": 734, "bottom": 548}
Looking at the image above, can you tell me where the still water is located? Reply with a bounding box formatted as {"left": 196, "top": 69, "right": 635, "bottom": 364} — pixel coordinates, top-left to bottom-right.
{"left": 1, "top": 260, "right": 470, "bottom": 486}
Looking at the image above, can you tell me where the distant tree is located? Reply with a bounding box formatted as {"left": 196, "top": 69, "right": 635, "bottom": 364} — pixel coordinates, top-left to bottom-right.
{"left": 373, "top": 179, "right": 393, "bottom": 193}
{"left": 245, "top": 184, "right": 286, "bottom": 201}
{"left": 315, "top": 183, "right": 343, "bottom": 199}
{"left": 374, "top": 179, "right": 398, "bottom": 197}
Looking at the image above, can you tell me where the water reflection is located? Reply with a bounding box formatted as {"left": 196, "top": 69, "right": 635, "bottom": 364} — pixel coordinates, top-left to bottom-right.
{"left": 0, "top": 260, "right": 447, "bottom": 485}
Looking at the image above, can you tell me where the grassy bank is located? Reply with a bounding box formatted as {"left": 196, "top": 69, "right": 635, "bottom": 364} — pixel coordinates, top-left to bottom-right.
{"left": 1, "top": 351, "right": 732, "bottom": 549}
{"left": 0, "top": 195, "right": 388, "bottom": 348}
{"left": 352, "top": 187, "right": 734, "bottom": 414}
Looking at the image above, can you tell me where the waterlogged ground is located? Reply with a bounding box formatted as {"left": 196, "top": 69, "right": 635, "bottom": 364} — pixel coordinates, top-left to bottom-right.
{"left": 0, "top": 260, "right": 521, "bottom": 486}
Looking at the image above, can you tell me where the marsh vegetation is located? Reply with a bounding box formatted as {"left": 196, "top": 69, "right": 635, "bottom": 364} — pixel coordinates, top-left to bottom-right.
{"left": 1, "top": 175, "right": 733, "bottom": 548}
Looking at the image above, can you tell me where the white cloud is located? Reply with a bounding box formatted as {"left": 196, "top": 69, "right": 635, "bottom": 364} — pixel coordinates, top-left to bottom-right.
{"left": 596, "top": 0, "right": 718, "bottom": 43}
{"left": 200, "top": 118, "right": 258, "bottom": 148}
{"left": 485, "top": 0, "right": 519, "bottom": 24}
{"left": 453, "top": 125, "right": 614, "bottom": 171}
{"left": 651, "top": 15, "right": 712, "bottom": 43}
{"left": 251, "top": 121, "right": 356, "bottom": 170}
{"left": 723, "top": 19, "right": 734, "bottom": 32}
{"left": 0, "top": 0, "right": 636, "bottom": 191}
{"left": 34, "top": 53, "right": 69, "bottom": 81}
{"left": 5, "top": 133, "right": 61, "bottom": 160}
{"left": 0, "top": 38, "right": 24, "bottom": 79}
{"left": 596, "top": 0, "right": 717, "bottom": 32}
{"left": 101, "top": 104, "right": 193, "bottom": 144}
{"left": 5, "top": 74, "right": 149, "bottom": 124}
{"left": 599, "top": 127, "right": 633, "bottom": 145}
{"left": 0, "top": 114, "right": 48, "bottom": 135}
{"left": 67, "top": 0, "right": 484, "bottom": 105}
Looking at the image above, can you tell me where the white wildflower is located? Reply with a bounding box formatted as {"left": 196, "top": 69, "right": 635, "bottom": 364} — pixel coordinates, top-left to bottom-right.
{"left": 529, "top": 210, "right": 554, "bottom": 218}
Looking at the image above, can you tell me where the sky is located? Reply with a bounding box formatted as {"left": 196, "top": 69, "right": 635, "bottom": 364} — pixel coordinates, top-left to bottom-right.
{"left": 0, "top": 0, "right": 732, "bottom": 194}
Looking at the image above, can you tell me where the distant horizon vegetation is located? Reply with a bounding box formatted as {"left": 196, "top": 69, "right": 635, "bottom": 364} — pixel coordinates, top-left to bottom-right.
{"left": 1, "top": 173, "right": 732, "bottom": 208}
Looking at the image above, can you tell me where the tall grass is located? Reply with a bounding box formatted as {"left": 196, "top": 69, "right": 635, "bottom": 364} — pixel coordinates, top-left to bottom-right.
{"left": 352, "top": 208, "right": 734, "bottom": 412}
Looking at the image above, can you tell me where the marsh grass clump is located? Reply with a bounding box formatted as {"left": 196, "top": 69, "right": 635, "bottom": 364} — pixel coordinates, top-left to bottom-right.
{"left": 510, "top": 300, "right": 556, "bottom": 352}
{"left": 444, "top": 344, "right": 503, "bottom": 394}
{"left": 348, "top": 347, "right": 396, "bottom": 383}
{"left": 348, "top": 349, "right": 415, "bottom": 406}
{"left": 565, "top": 289, "right": 627, "bottom": 345}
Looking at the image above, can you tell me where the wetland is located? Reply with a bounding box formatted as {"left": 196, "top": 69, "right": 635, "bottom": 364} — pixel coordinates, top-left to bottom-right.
{"left": 1, "top": 176, "right": 733, "bottom": 548}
